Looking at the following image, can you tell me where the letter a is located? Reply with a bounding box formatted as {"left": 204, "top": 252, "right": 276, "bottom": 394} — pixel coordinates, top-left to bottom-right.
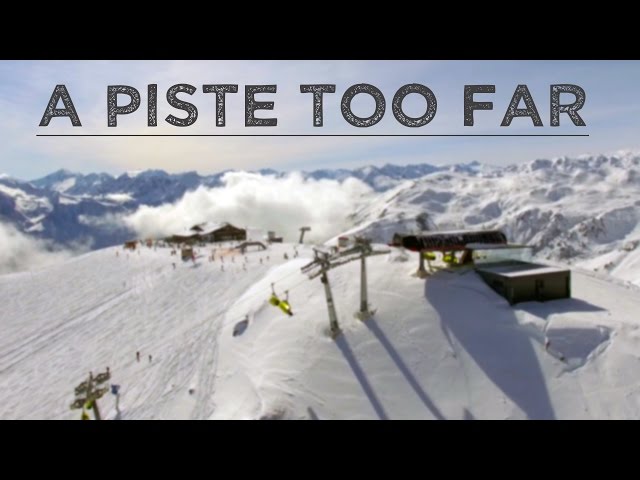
{"left": 39, "top": 85, "right": 82, "bottom": 126}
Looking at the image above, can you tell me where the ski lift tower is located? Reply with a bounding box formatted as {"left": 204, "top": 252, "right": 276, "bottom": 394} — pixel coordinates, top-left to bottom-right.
{"left": 301, "top": 238, "right": 389, "bottom": 338}
{"left": 299, "top": 226, "right": 311, "bottom": 244}
{"left": 302, "top": 249, "right": 340, "bottom": 337}
{"left": 70, "top": 368, "right": 111, "bottom": 420}
{"left": 353, "top": 237, "right": 389, "bottom": 321}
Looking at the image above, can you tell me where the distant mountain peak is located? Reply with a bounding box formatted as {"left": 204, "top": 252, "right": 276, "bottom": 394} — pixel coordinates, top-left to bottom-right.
{"left": 34, "top": 168, "right": 77, "bottom": 181}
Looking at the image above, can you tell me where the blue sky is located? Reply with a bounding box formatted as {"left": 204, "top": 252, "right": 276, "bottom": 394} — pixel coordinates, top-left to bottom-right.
{"left": 1, "top": 60, "right": 639, "bottom": 180}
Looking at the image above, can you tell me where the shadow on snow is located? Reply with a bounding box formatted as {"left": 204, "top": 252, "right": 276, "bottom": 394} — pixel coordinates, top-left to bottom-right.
{"left": 425, "top": 272, "right": 556, "bottom": 420}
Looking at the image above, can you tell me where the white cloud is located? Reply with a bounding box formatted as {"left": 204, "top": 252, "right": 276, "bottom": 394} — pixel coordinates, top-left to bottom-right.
{"left": 0, "top": 222, "right": 74, "bottom": 274}
{"left": 124, "top": 171, "right": 373, "bottom": 243}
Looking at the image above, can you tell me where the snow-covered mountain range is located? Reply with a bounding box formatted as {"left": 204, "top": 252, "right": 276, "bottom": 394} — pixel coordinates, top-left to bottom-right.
{"left": 0, "top": 161, "right": 485, "bottom": 248}
{"left": 341, "top": 153, "right": 640, "bottom": 285}
{"left": 1, "top": 152, "right": 639, "bottom": 285}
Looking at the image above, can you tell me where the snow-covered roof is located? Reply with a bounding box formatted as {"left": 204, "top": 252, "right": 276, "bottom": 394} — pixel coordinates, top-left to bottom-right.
{"left": 188, "top": 221, "right": 224, "bottom": 233}
{"left": 477, "top": 262, "right": 569, "bottom": 278}
{"left": 177, "top": 222, "right": 246, "bottom": 236}
{"left": 428, "top": 229, "right": 504, "bottom": 236}
{"left": 467, "top": 243, "right": 532, "bottom": 250}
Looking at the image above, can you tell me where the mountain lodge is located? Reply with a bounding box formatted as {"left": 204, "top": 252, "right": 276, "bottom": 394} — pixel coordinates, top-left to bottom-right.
{"left": 166, "top": 222, "right": 247, "bottom": 245}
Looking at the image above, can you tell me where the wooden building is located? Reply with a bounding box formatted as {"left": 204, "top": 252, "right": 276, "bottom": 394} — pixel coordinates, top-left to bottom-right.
{"left": 123, "top": 240, "right": 137, "bottom": 250}
{"left": 267, "top": 231, "right": 283, "bottom": 243}
{"left": 166, "top": 222, "right": 247, "bottom": 245}
{"left": 200, "top": 223, "right": 247, "bottom": 243}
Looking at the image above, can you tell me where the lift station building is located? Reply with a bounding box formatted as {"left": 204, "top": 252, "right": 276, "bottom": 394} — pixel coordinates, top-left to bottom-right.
{"left": 390, "top": 230, "right": 571, "bottom": 305}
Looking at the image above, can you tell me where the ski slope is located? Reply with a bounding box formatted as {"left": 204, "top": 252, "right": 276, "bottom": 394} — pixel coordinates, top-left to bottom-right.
{"left": 1, "top": 243, "right": 640, "bottom": 419}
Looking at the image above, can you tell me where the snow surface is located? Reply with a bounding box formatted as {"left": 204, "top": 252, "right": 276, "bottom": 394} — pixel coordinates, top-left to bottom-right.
{"left": 51, "top": 177, "right": 76, "bottom": 193}
{"left": 1, "top": 242, "right": 640, "bottom": 419}
{"left": 100, "top": 193, "right": 133, "bottom": 203}
{"left": 577, "top": 246, "right": 640, "bottom": 287}
{"left": 477, "top": 263, "right": 568, "bottom": 277}
{"left": 58, "top": 195, "right": 80, "bottom": 205}
{"left": 25, "top": 223, "right": 44, "bottom": 233}
{"left": 0, "top": 184, "right": 52, "bottom": 215}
